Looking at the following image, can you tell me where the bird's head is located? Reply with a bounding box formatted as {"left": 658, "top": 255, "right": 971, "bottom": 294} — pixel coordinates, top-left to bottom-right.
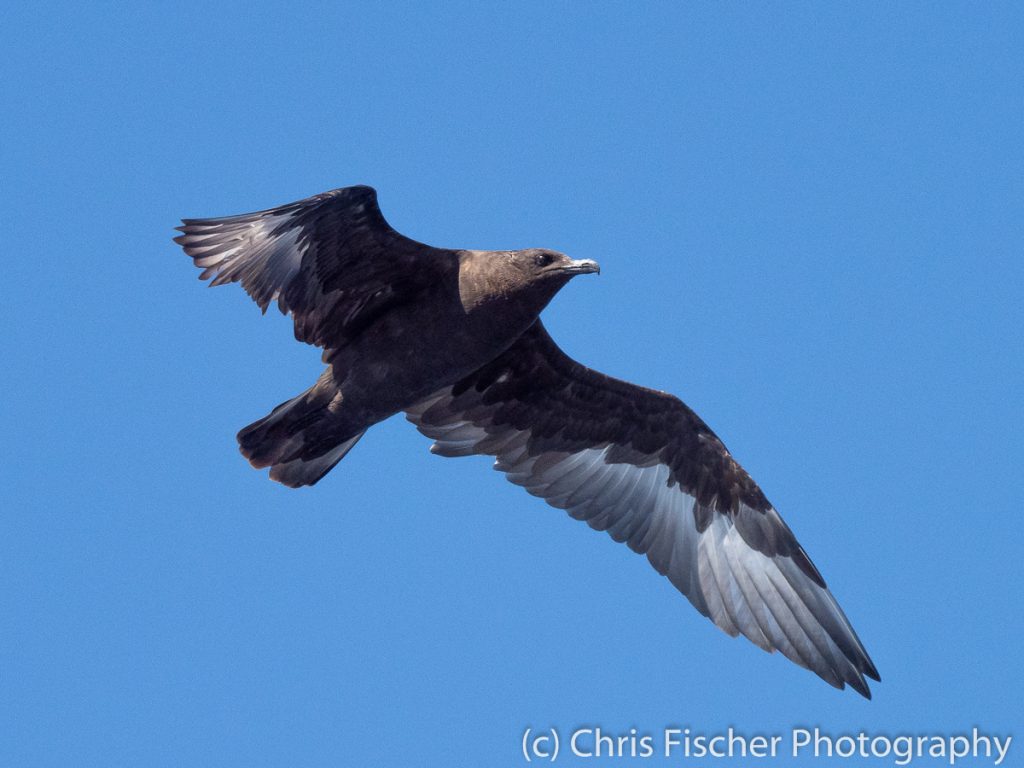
{"left": 458, "top": 248, "right": 600, "bottom": 317}
{"left": 486, "top": 247, "right": 601, "bottom": 318}
{"left": 514, "top": 248, "right": 601, "bottom": 283}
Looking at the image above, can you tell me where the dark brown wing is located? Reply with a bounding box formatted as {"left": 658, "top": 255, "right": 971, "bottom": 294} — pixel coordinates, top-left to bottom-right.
{"left": 406, "top": 321, "right": 879, "bottom": 696}
{"left": 174, "top": 186, "right": 456, "bottom": 349}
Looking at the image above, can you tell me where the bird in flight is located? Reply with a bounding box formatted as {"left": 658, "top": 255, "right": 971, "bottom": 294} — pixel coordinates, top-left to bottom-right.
{"left": 175, "top": 185, "right": 879, "bottom": 697}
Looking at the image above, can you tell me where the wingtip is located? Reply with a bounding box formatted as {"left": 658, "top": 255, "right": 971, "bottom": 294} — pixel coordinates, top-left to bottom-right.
{"left": 850, "top": 678, "right": 873, "bottom": 700}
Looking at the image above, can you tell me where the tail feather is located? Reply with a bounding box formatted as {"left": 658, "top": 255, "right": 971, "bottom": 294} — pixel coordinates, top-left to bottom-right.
{"left": 237, "top": 371, "right": 365, "bottom": 487}
{"left": 265, "top": 432, "right": 365, "bottom": 488}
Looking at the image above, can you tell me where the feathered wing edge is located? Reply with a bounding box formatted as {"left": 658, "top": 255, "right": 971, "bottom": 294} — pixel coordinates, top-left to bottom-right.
{"left": 405, "top": 322, "right": 879, "bottom": 696}
{"left": 173, "top": 185, "right": 454, "bottom": 348}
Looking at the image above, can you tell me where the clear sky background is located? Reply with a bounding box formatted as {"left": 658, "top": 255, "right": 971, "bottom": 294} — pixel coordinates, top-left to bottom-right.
{"left": 2, "top": 3, "right": 1021, "bottom": 766}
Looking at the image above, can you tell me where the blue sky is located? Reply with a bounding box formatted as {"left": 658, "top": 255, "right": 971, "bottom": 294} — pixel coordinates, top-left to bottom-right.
{"left": 2, "top": 2, "right": 1021, "bottom": 766}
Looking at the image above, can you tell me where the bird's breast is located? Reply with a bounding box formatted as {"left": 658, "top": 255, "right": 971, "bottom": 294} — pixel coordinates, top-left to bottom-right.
{"left": 328, "top": 289, "right": 535, "bottom": 418}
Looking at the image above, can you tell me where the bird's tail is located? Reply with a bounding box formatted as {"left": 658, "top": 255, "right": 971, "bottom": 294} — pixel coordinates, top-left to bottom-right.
{"left": 237, "top": 371, "right": 366, "bottom": 488}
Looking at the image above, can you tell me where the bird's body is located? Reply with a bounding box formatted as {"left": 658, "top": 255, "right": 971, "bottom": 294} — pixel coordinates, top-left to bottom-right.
{"left": 329, "top": 248, "right": 575, "bottom": 407}
{"left": 241, "top": 249, "right": 578, "bottom": 483}
{"left": 176, "top": 185, "right": 879, "bottom": 697}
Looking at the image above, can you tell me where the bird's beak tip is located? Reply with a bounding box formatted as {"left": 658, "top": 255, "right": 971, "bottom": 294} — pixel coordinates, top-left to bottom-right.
{"left": 571, "top": 259, "right": 601, "bottom": 275}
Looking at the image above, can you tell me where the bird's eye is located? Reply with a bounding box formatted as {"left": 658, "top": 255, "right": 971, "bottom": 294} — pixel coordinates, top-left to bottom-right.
{"left": 534, "top": 253, "right": 554, "bottom": 268}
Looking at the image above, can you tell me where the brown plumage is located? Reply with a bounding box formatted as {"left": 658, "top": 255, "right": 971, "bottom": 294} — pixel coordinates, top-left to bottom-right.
{"left": 175, "top": 185, "right": 879, "bottom": 697}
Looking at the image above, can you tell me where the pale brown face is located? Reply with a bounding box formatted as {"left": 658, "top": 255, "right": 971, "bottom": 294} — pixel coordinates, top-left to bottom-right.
{"left": 458, "top": 248, "right": 601, "bottom": 316}
{"left": 515, "top": 248, "right": 601, "bottom": 282}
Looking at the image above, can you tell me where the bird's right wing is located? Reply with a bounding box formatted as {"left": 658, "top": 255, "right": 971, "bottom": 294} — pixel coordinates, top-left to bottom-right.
{"left": 406, "top": 321, "right": 879, "bottom": 696}
{"left": 174, "top": 186, "right": 456, "bottom": 349}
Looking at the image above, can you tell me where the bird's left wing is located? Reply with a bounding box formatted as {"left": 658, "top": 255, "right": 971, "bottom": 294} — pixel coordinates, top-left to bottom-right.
{"left": 175, "top": 186, "right": 456, "bottom": 349}
{"left": 405, "top": 321, "right": 879, "bottom": 696}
